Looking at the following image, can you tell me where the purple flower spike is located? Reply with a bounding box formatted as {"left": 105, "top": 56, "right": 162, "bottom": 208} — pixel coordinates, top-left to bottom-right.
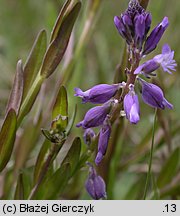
{"left": 95, "top": 118, "right": 111, "bottom": 165}
{"left": 143, "top": 17, "right": 169, "bottom": 55}
{"left": 153, "top": 44, "right": 177, "bottom": 74}
{"left": 74, "top": 84, "right": 120, "bottom": 104}
{"left": 83, "top": 128, "right": 96, "bottom": 145}
{"left": 123, "top": 85, "right": 140, "bottom": 124}
{"left": 76, "top": 103, "right": 111, "bottom": 129}
{"left": 138, "top": 78, "right": 173, "bottom": 109}
{"left": 134, "top": 59, "right": 160, "bottom": 77}
{"left": 85, "top": 164, "right": 106, "bottom": 200}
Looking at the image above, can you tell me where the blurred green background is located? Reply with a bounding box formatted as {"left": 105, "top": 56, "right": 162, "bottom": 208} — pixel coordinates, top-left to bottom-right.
{"left": 0, "top": 0, "right": 180, "bottom": 199}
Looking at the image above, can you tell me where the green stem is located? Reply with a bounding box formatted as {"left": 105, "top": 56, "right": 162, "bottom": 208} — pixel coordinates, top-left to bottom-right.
{"left": 143, "top": 108, "right": 157, "bottom": 200}
{"left": 17, "top": 73, "right": 44, "bottom": 127}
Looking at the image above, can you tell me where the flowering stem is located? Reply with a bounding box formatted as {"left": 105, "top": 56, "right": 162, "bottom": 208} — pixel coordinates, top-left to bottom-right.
{"left": 143, "top": 108, "right": 157, "bottom": 200}
{"left": 110, "top": 50, "right": 140, "bottom": 124}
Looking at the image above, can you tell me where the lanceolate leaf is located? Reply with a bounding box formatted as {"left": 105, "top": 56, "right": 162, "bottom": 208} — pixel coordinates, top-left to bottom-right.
{"left": 14, "top": 117, "right": 42, "bottom": 172}
{"left": 50, "top": 0, "right": 72, "bottom": 42}
{"left": 43, "top": 164, "right": 70, "bottom": 199}
{"left": 62, "top": 137, "right": 81, "bottom": 174}
{"left": 22, "top": 29, "right": 47, "bottom": 101}
{"left": 40, "top": 1, "right": 81, "bottom": 78}
{"left": 0, "top": 109, "right": 17, "bottom": 172}
{"left": 34, "top": 163, "right": 70, "bottom": 199}
{"left": 6, "top": 60, "right": 24, "bottom": 115}
{"left": 52, "top": 86, "right": 68, "bottom": 131}
{"left": 33, "top": 139, "right": 52, "bottom": 184}
{"left": 157, "top": 148, "right": 180, "bottom": 189}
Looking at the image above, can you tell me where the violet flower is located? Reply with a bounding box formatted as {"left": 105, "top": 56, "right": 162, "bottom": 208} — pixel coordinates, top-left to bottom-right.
{"left": 76, "top": 102, "right": 111, "bottom": 129}
{"left": 153, "top": 44, "right": 177, "bottom": 74}
{"left": 134, "top": 44, "right": 176, "bottom": 76}
{"left": 143, "top": 17, "right": 169, "bottom": 55}
{"left": 74, "top": 83, "right": 120, "bottom": 104}
{"left": 134, "top": 59, "right": 160, "bottom": 77}
{"left": 138, "top": 78, "right": 173, "bottom": 109}
{"left": 83, "top": 128, "right": 96, "bottom": 145}
{"left": 95, "top": 118, "right": 111, "bottom": 165}
{"left": 85, "top": 164, "right": 106, "bottom": 200}
{"left": 123, "top": 84, "right": 140, "bottom": 124}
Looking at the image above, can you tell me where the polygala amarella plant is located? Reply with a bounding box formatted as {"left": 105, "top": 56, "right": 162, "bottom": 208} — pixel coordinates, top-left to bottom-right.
{"left": 75, "top": 0, "right": 177, "bottom": 199}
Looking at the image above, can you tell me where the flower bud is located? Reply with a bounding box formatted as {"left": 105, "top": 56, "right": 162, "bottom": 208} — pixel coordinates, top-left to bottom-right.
{"left": 134, "top": 14, "right": 145, "bottom": 49}
{"left": 76, "top": 103, "right": 111, "bottom": 129}
{"left": 114, "top": 16, "right": 133, "bottom": 44}
{"left": 138, "top": 78, "right": 173, "bottom": 109}
{"left": 123, "top": 85, "right": 140, "bottom": 124}
{"left": 74, "top": 84, "right": 120, "bottom": 104}
{"left": 83, "top": 128, "right": 95, "bottom": 145}
{"left": 95, "top": 119, "right": 111, "bottom": 165}
{"left": 144, "top": 13, "right": 152, "bottom": 35}
{"left": 143, "top": 17, "right": 169, "bottom": 55}
{"left": 85, "top": 165, "right": 106, "bottom": 200}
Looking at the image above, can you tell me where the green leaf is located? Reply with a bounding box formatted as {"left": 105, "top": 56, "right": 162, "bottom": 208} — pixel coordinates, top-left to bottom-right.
{"left": 14, "top": 117, "right": 42, "bottom": 172}
{"left": 43, "top": 164, "right": 70, "bottom": 199}
{"left": 157, "top": 148, "right": 180, "bottom": 189}
{"left": 0, "top": 109, "right": 17, "bottom": 172}
{"left": 22, "top": 29, "right": 47, "bottom": 101}
{"left": 50, "top": 0, "right": 72, "bottom": 42}
{"left": 17, "top": 73, "right": 43, "bottom": 126}
{"left": 62, "top": 137, "right": 81, "bottom": 174}
{"left": 34, "top": 163, "right": 70, "bottom": 199}
{"left": 52, "top": 86, "right": 68, "bottom": 131}
{"left": 33, "top": 139, "right": 52, "bottom": 184}
{"left": 14, "top": 173, "right": 24, "bottom": 200}
{"left": 66, "top": 104, "right": 77, "bottom": 135}
{"left": 6, "top": 60, "right": 24, "bottom": 115}
{"left": 40, "top": 1, "right": 81, "bottom": 78}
